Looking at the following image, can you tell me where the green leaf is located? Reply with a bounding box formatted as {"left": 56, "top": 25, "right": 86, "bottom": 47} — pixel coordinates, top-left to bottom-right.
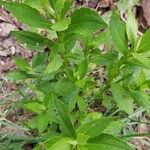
{"left": 136, "top": 70, "right": 146, "bottom": 86}
{"left": 45, "top": 44, "right": 64, "bottom": 74}
{"left": 50, "top": 0, "right": 67, "bottom": 19}
{"left": 48, "top": 138, "right": 74, "bottom": 150}
{"left": 91, "top": 51, "right": 117, "bottom": 66}
{"left": 76, "top": 59, "right": 88, "bottom": 79}
{"left": 44, "top": 93, "right": 58, "bottom": 122}
{"left": 110, "top": 11, "right": 128, "bottom": 55}
{"left": 11, "top": 31, "right": 53, "bottom": 51}
{"left": 2, "top": 2, "right": 51, "bottom": 29}
{"left": 76, "top": 117, "right": 114, "bottom": 138}
{"left": 7, "top": 71, "right": 32, "bottom": 81}
{"left": 23, "top": 101, "right": 46, "bottom": 113}
{"left": 81, "top": 133, "right": 132, "bottom": 150}
{"left": 103, "top": 120, "right": 124, "bottom": 136}
{"left": 133, "top": 53, "right": 150, "bottom": 69}
{"left": 108, "top": 62, "right": 119, "bottom": 82}
{"left": 89, "top": 31, "right": 110, "bottom": 48}
{"left": 60, "top": 0, "right": 74, "bottom": 18}
{"left": 24, "top": 0, "right": 54, "bottom": 16}
{"left": 130, "top": 90, "right": 150, "bottom": 111}
{"left": 67, "top": 8, "right": 106, "bottom": 35}
{"left": 52, "top": 94, "right": 75, "bottom": 137}
{"left": 126, "top": 9, "right": 138, "bottom": 48}
{"left": 45, "top": 55, "right": 63, "bottom": 74}
{"left": 67, "top": 92, "right": 79, "bottom": 111}
{"left": 111, "top": 83, "right": 134, "bottom": 115}
{"left": 34, "top": 135, "right": 63, "bottom": 150}
{"left": 54, "top": 80, "right": 77, "bottom": 97}
{"left": 14, "top": 57, "right": 31, "bottom": 72}
{"left": 77, "top": 96, "right": 87, "bottom": 113}
{"left": 137, "top": 28, "right": 150, "bottom": 53}
{"left": 37, "top": 112, "right": 49, "bottom": 134}
{"left": 51, "top": 17, "right": 71, "bottom": 31}
{"left": 32, "top": 52, "right": 48, "bottom": 68}
{"left": 27, "top": 112, "right": 49, "bottom": 134}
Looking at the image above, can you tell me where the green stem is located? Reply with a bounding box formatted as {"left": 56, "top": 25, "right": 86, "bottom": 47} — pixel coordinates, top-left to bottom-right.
{"left": 120, "top": 133, "right": 150, "bottom": 139}
{"left": 127, "top": 118, "right": 150, "bottom": 124}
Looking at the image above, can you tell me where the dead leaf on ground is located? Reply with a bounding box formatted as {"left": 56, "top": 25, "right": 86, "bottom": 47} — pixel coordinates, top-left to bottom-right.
{"left": 141, "top": 0, "right": 150, "bottom": 26}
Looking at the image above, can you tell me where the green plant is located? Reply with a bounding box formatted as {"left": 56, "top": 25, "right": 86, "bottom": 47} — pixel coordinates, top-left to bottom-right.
{"left": 0, "top": 0, "right": 150, "bottom": 149}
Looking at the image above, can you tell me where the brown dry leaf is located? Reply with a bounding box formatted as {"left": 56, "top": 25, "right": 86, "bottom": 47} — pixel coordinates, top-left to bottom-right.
{"left": 98, "top": 0, "right": 113, "bottom": 8}
{"left": 0, "top": 59, "right": 15, "bottom": 73}
{"left": 88, "top": 0, "right": 99, "bottom": 8}
{"left": 141, "top": 0, "right": 150, "bottom": 26}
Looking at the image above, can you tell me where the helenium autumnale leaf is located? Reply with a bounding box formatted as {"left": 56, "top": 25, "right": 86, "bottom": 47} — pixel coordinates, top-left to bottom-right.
{"left": 137, "top": 28, "right": 150, "bottom": 53}
{"left": 126, "top": 9, "right": 138, "bottom": 48}
{"left": 81, "top": 133, "right": 133, "bottom": 150}
{"left": 7, "top": 71, "right": 32, "bottom": 81}
{"left": 111, "top": 83, "right": 134, "bottom": 115}
{"left": 51, "top": 93, "right": 75, "bottom": 137}
{"left": 110, "top": 11, "right": 128, "bottom": 55}
{"left": 67, "top": 8, "right": 106, "bottom": 35}
{"left": 48, "top": 138, "right": 74, "bottom": 150}
{"left": 76, "top": 117, "right": 114, "bottom": 138}
{"left": 1, "top": 2, "right": 51, "bottom": 29}
{"left": 50, "top": 0, "right": 68, "bottom": 18}
{"left": 22, "top": 101, "right": 46, "bottom": 113}
{"left": 14, "top": 57, "right": 31, "bottom": 72}
{"left": 11, "top": 31, "right": 53, "bottom": 51}
{"left": 51, "top": 17, "right": 71, "bottom": 31}
{"left": 76, "top": 59, "right": 88, "bottom": 79}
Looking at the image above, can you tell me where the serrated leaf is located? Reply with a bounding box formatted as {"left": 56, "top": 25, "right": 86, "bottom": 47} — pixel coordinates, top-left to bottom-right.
{"left": 23, "top": 101, "right": 46, "bottom": 113}
{"left": 37, "top": 112, "right": 49, "bottom": 134}
{"left": 54, "top": 80, "right": 77, "bottom": 97}
{"left": 50, "top": 93, "right": 75, "bottom": 137}
{"left": 60, "top": 0, "right": 74, "bottom": 18}
{"left": 126, "top": 9, "right": 138, "bottom": 48}
{"left": 111, "top": 83, "right": 134, "bottom": 115}
{"left": 27, "top": 112, "right": 49, "bottom": 134}
{"left": 50, "top": 0, "right": 67, "bottom": 19}
{"left": 7, "top": 71, "right": 32, "bottom": 81}
{"left": 76, "top": 59, "right": 88, "bottom": 79}
{"left": 2, "top": 2, "right": 51, "bottom": 29}
{"left": 76, "top": 117, "right": 114, "bottom": 138}
{"left": 103, "top": 120, "right": 124, "bottom": 136}
{"left": 11, "top": 31, "right": 53, "bottom": 51}
{"left": 130, "top": 90, "right": 150, "bottom": 111}
{"left": 77, "top": 96, "right": 87, "bottom": 113}
{"left": 45, "top": 55, "right": 63, "bottom": 74}
{"left": 110, "top": 11, "right": 128, "bottom": 55}
{"left": 137, "top": 28, "right": 150, "bottom": 53}
{"left": 34, "top": 135, "right": 63, "bottom": 150}
{"left": 48, "top": 138, "right": 73, "bottom": 150}
{"left": 67, "top": 8, "right": 106, "bottom": 35}
{"left": 81, "top": 133, "right": 132, "bottom": 150}
{"left": 91, "top": 51, "right": 117, "bottom": 66}
{"left": 133, "top": 53, "right": 150, "bottom": 69}
{"left": 24, "top": 0, "right": 54, "bottom": 17}
{"left": 51, "top": 17, "right": 71, "bottom": 31}
{"left": 136, "top": 70, "right": 146, "bottom": 86}
{"left": 14, "top": 57, "right": 31, "bottom": 72}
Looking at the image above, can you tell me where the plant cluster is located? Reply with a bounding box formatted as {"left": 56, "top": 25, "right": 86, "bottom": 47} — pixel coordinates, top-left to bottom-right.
{"left": 0, "top": 0, "right": 150, "bottom": 149}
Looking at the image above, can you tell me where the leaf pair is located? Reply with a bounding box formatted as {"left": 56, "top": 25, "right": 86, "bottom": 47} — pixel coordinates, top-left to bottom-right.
{"left": 35, "top": 117, "right": 132, "bottom": 150}
{"left": 110, "top": 9, "right": 150, "bottom": 54}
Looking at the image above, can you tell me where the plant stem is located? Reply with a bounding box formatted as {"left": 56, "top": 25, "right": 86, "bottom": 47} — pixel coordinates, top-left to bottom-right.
{"left": 120, "top": 133, "right": 150, "bottom": 139}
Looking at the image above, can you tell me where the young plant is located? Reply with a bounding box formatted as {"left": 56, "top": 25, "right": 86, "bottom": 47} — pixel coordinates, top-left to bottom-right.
{"left": 1, "top": 0, "right": 150, "bottom": 149}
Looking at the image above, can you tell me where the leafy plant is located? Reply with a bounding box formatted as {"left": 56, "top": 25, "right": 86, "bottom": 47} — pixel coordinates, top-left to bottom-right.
{"left": 1, "top": 0, "right": 150, "bottom": 149}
